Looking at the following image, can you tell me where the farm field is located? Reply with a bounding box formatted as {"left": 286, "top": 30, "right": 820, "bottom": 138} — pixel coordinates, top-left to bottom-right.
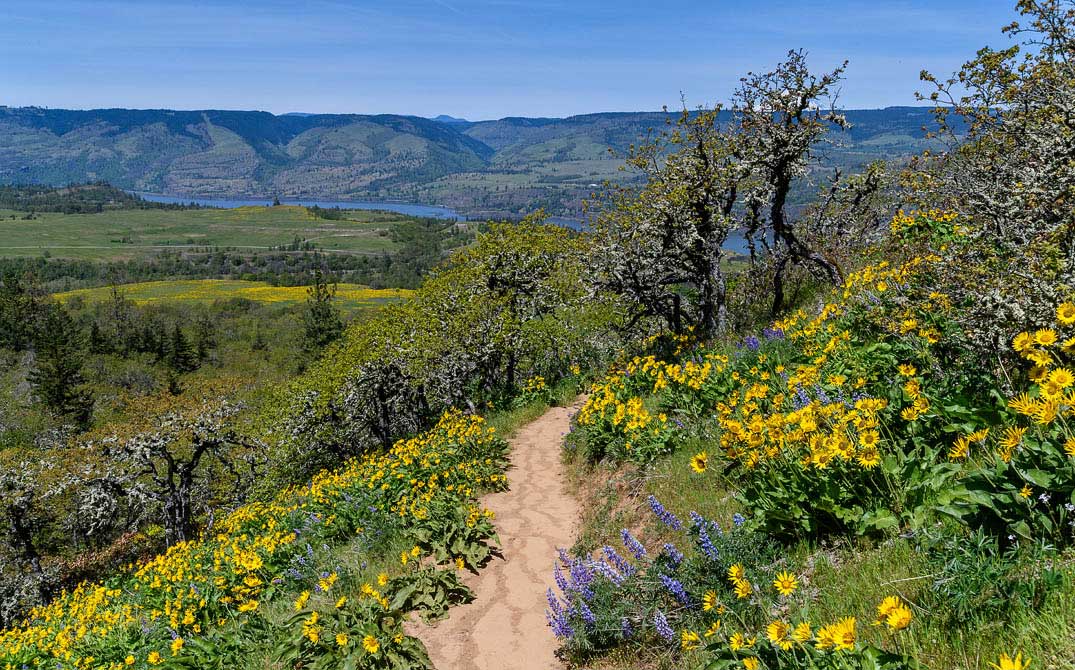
{"left": 54, "top": 279, "right": 413, "bottom": 311}
{"left": 0, "top": 205, "right": 403, "bottom": 260}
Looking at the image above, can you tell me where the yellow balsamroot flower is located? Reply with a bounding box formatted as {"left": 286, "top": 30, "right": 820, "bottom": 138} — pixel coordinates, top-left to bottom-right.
{"left": 885, "top": 604, "right": 913, "bottom": 631}
{"left": 856, "top": 446, "right": 881, "bottom": 469}
{"left": 1035, "top": 329, "right": 1058, "bottom": 347}
{"left": 681, "top": 630, "right": 702, "bottom": 650}
{"left": 378, "top": 572, "right": 389, "bottom": 586}
{"left": 1013, "top": 332, "right": 1033, "bottom": 353}
{"left": 792, "top": 621, "right": 812, "bottom": 643}
{"left": 1020, "top": 485, "right": 1033, "bottom": 499}
{"left": 767, "top": 620, "right": 793, "bottom": 650}
{"left": 237, "top": 600, "right": 258, "bottom": 612}
{"left": 704, "top": 620, "right": 722, "bottom": 637}
{"left": 147, "top": 651, "right": 163, "bottom": 665}
{"left": 690, "top": 451, "right": 708, "bottom": 473}
{"left": 876, "top": 595, "right": 901, "bottom": 621}
{"left": 294, "top": 590, "right": 311, "bottom": 611}
{"left": 991, "top": 653, "right": 1032, "bottom": 670}
{"left": 335, "top": 596, "right": 347, "bottom": 609}
{"left": 1049, "top": 367, "right": 1074, "bottom": 388}
{"left": 170, "top": 637, "right": 184, "bottom": 656}
{"left": 362, "top": 634, "right": 380, "bottom": 654}
{"left": 772, "top": 571, "right": 798, "bottom": 596}
{"left": 336, "top": 633, "right": 349, "bottom": 647}
{"left": 743, "top": 658, "right": 759, "bottom": 670}
{"left": 125, "top": 656, "right": 135, "bottom": 666}
{"left": 824, "top": 617, "right": 856, "bottom": 651}
{"left": 897, "top": 363, "right": 917, "bottom": 377}
{"left": 734, "top": 579, "right": 752, "bottom": 600}
{"left": 729, "top": 632, "right": 755, "bottom": 651}
{"left": 859, "top": 430, "right": 880, "bottom": 449}
{"left": 1065, "top": 438, "right": 1075, "bottom": 458}
{"left": 727, "top": 563, "right": 745, "bottom": 582}
{"left": 949, "top": 436, "right": 971, "bottom": 461}
{"left": 1058, "top": 302, "right": 1075, "bottom": 325}
{"left": 702, "top": 590, "right": 720, "bottom": 611}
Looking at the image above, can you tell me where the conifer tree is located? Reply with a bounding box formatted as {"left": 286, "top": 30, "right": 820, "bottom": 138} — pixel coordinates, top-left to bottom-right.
{"left": 302, "top": 271, "right": 343, "bottom": 350}
{"left": 28, "top": 303, "right": 93, "bottom": 428}
{"left": 167, "top": 323, "right": 197, "bottom": 372}
{"left": 194, "top": 313, "right": 216, "bottom": 361}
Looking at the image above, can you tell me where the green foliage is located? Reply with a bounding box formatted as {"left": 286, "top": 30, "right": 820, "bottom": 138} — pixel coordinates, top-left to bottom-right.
{"left": 407, "top": 499, "right": 502, "bottom": 572}
{"left": 385, "top": 566, "right": 475, "bottom": 623}
{"left": 29, "top": 302, "right": 93, "bottom": 427}
{"left": 303, "top": 272, "right": 345, "bottom": 350}
{"left": 922, "top": 528, "right": 1065, "bottom": 629}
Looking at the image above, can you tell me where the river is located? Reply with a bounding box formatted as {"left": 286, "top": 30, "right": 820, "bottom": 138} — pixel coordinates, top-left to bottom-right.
{"left": 135, "top": 192, "right": 468, "bottom": 221}
{"left": 134, "top": 192, "right": 752, "bottom": 255}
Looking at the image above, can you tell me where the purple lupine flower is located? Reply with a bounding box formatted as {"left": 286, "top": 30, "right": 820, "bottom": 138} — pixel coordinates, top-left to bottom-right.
{"left": 793, "top": 385, "right": 811, "bottom": 409}
{"left": 743, "top": 335, "right": 761, "bottom": 351}
{"left": 814, "top": 384, "right": 831, "bottom": 404}
{"left": 577, "top": 600, "right": 597, "bottom": 626}
{"left": 660, "top": 574, "right": 691, "bottom": 605}
{"left": 732, "top": 513, "right": 746, "bottom": 527}
{"left": 546, "top": 588, "right": 575, "bottom": 638}
{"left": 621, "top": 617, "right": 634, "bottom": 639}
{"left": 603, "top": 546, "right": 637, "bottom": 577}
{"left": 554, "top": 563, "right": 569, "bottom": 592}
{"left": 546, "top": 588, "right": 563, "bottom": 616}
{"left": 568, "top": 558, "right": 595, "bottom": 600}
{"left": 653, "top": 609, "right": 675, "bottom": 641}
{"left": 648, "top": 495, "right": 683, "bottom": 530}
{"left": 763, "top": 327, "right": 785, "bottom": 340}
{"left": 557, "top": 547, "right": 572, "bottom": 565}
{"left": 621, "top": 529, "right": 647, "bottom": 560}
{"left": 690, "top": 511, "right": 720, "bottom": 560}
{"left": 662, "top": 542, "right": 683, "bottom": 566}
{"left": 547, "top": 609, "right": 575, "bottom": 639}
{"left": 592, "top": 559, "right": 626, "bottom": 586}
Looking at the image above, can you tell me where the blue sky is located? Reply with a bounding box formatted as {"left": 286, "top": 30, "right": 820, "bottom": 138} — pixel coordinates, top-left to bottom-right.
{"left": 0, "top": 1, "right": 1023, "bottom": 119}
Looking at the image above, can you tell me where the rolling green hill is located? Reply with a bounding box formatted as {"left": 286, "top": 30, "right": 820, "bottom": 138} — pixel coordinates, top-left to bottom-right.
{"left": 0, "top": 106, "right": 943, "bottom": 218}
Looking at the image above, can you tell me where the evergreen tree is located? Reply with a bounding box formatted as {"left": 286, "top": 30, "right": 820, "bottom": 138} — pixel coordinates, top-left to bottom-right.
{"left": 251, "top": 322, "right": 267, "bottom": 351}
{"left": 194, "top": 313, "right": 216, "bottom": 361}
{"left": 88, "top": 320, "right": 110, "bottom": 354}
{"left": 167, "top": 323, "right": 197, "bottom": 372}
{"left": 0, "top": 271, "right": 39, "bottom": 351}
{"left": 302, "top": 271, "right": 343, "bottom": 350}
{"left": 28, "top": 303, "right": 93, "bottom": 428}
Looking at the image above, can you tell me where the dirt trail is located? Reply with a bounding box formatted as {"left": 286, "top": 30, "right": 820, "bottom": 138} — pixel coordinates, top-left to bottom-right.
{"left": 406, "top": 399, "right": 582, "bottom": 670}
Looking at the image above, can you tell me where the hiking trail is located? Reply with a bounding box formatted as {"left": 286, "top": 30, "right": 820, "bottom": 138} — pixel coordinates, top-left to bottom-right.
{"left": 406, "top": 399, "right": 583, "bottom": 669}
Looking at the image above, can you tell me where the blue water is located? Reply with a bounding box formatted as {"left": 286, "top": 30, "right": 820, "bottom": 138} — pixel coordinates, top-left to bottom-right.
{"left": 135, "top": 192, "right": 753, "bottom": 254}
{"left": 135, "top": 192, "right": 467, "bottom": 221}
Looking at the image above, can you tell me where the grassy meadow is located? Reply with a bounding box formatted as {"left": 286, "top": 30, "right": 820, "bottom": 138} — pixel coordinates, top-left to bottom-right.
{"left": 0, "top": 205, "right": 404, "bottom": 260}
{"left": 55, "top": 279, "right": 413, "bottom": 311}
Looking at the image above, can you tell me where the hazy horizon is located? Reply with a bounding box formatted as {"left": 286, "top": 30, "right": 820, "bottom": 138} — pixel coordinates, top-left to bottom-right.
{"left": 1, "top": 1, "right": 1023, "bottom": 119}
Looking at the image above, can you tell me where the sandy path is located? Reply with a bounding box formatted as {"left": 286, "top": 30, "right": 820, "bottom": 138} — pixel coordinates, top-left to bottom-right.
{"left": 406, "top": 399, "right": 582, "bottom": 670}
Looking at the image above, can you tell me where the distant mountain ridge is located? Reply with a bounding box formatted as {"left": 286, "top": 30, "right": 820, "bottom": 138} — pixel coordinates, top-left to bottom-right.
{"left": 0, "top": 106, "right": 941, "bottom": 218}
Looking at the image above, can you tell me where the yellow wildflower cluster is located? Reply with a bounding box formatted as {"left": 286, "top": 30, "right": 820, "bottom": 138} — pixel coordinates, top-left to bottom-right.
{"left": 685, "top": 571, "right": 912, "bottom": 664}
{"left": 55, "top": 280, "right": 412, "bottom": 309}
{"left": 717, "top": 368, "right": 888, "bottom": 472}
{"left": 889, "top": 208, "right": 960, "bottom": 236}
{"left": 0, "top": 409, "right": 505, "bottom": 669}
{"left": 521, "top": 375, "right": 548, "bottom": 394}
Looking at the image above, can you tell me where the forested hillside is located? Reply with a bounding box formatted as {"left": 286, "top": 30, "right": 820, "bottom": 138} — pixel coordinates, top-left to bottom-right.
{"left": 0, "top": 106, "right": 941, "bottom": 218}
{"left": 3, "top": 2, "right": 1073, "bottom": 669}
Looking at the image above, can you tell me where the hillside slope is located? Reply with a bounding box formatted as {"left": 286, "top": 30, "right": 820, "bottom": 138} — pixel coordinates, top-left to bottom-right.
{"left": 0, "top": 106, "right": 940, "bottom": 217}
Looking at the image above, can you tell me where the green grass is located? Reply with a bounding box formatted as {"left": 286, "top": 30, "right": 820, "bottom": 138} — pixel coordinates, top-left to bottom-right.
{"left": 0, "top": 205, "right": 404, "bottom": 261}
{"left": 564, "top": 439, "right": 1075, "bottom": 670}
{"left": 54, "top": 279, "right": 412, "bottom": 312}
